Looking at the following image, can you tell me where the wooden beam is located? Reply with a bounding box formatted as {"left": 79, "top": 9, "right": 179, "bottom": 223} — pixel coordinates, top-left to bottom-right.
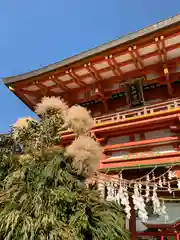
{"left": 164, "top": 67, "right": 173, "bottom": 95}
{"left": 12, "top": 54, "right": 180, "bottom": 95}
{"left": 95, "top": 88, "right": 104, "bottom": 99}
{"left": 60, "top": 122, "right": 172, "bottom": 145}
{"left": 67, "top": 69, "right": 87, "bottom": 87}
{"left": 84, "top": 62, "right": 102, "bottom": 81}
{"left": 60, "top": 112, "right": 179, "bottom": 144}
{"left": 34, "top": 81, "right": 49, "bottom": 96}
{"left": 155, "top": 36, "right": 173, "bottom": 95}
{"left": 14, "top": 84, "right": 44, "bottom": 102}
{"left": 49, "top": 75, "right": 70, "bottom": 91}
{"left": 99, "top": 154, "right": 180, "bottom": 170}
{"left": 132, "top": 45, "right": 144, "bottom": 69}
{"left": 155, "top": 37, "right": 165, "bottom": 63}
{"left": 16, "top": 88, "right": 39, "bottom": 96}
{"left": 94, "top": 87, "right": 108, "bottom": 112}
{"left": 84, "top": 63, "right": 109, "bottom": 111}
{"left": 170, "top": 125, "right": 180, "bottom": 132}
{"left": 13, "top": 87, "right": 36, "bottom": 110}
{"left": 160, "top": 35, "right": 167, "bottom": 62}
{"left": 155, "top": 36, "right": 167, "bottom": 63}
{"left": 128, "top": 46, "right": 144, "bottom": 70}
{"left": 105, "top": 55, "right": 122, "bottom": 76}
{"left": 128, "top": 45, "right": 148, "bottom": 85}
{"left": 136, "top": 232, "right": 175, "bottom": 237}
{"left": 103, "top": 136, "right": 180, "bottom": 152}
{"left": 34, "top": 79, "right": 69, "bottom": 100}
{"left": 92, "top": 113, "right": 179, "bottom": 134}
{"left": 104, "top": 56, "right": 119, "bottom": 76}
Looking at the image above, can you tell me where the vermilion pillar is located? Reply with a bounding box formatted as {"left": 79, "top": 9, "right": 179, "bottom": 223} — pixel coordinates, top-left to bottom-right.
{"left": 129, "top": 198, "right": 136, "bottom": 240}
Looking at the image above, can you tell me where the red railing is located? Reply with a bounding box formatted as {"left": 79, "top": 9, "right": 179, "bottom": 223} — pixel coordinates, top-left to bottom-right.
{"left": 94, "top": 98, "right": 180, "bottom": 124}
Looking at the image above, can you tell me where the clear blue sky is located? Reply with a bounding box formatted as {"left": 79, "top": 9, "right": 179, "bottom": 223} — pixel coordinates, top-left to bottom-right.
{"left": 0, "top": 0, "right": 179, "bottom": 133}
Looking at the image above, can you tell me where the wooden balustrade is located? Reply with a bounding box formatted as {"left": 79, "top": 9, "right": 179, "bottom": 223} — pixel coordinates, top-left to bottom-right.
{"left": 94, "top": 98, "right": 180, "bottom": 124}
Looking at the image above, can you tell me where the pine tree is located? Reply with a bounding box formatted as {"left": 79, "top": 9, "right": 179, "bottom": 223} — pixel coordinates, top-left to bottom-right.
{"left": 0, "top": 97, "right": 129, "bottom": 240}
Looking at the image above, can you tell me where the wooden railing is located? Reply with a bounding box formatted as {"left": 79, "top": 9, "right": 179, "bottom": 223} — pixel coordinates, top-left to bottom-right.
{"left": 94, "top": 98, "right": 180, "bottom": 125}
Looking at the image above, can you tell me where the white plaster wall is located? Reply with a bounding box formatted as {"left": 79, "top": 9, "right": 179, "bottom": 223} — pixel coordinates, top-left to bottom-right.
{"left": 134, "top": 134, "right": 141, "bottom": 141}
{"left": 151, "top": 145, "right": 175, "bottom": 153}
{"left": 108, "top": 129, "right": 175, "bottom": 147}
{"left": 107, "top": 135, "right": 130, "bottom": 145}
{"left": 145, "top": 129, "right": 174, "bottom": 139}
{"left": 109, "top": 145, "right": 177, "bottom": 160}
{"left": 112, "top": 151, "right": 130, "bottom": 157}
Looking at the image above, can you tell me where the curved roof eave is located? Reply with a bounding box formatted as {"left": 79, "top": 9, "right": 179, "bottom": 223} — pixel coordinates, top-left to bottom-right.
{"left": 3, "top": 14, "right": 180, "bottom": 85}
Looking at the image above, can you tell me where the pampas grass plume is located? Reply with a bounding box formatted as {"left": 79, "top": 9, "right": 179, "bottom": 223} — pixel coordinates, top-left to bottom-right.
{"left": 13, "top": 117, "right": 34, "bottom": 129}
{"left": 35, "top": 96, "right": 68, "bottom": 116}
{"left": 66, "top": 135, "right": 101, "bottom": 176}
{"left": 66, "top": 105, "right": 94, "bottom": 134}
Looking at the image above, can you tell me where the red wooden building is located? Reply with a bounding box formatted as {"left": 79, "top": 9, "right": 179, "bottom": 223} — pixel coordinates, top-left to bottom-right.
{"left": 3, "top": 14, "right": 180, "bottom": 239}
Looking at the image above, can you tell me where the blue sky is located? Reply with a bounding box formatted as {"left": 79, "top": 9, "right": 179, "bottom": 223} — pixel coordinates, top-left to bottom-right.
{"left": 0, "top": 0, "right": 179, "bottom": 133}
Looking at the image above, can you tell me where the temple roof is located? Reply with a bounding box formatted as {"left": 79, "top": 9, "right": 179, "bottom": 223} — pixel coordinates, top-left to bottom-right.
{"left": 2, "top": 14, "right": 180, "bottom": 111}
{"left": 3, "top": 14, "right": 180, "bottom": 84}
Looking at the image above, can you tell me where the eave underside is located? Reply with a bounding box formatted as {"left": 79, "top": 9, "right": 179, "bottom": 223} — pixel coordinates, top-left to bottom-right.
{"left": 2, "top": 15, "right": 180, "bottom": 112}
{"left": 3, "top": 14, "right": 180, "bottom": 84}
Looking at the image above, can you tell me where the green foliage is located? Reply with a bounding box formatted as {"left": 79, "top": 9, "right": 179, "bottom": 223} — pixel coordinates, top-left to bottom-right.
{"left": 0, "top": 97, "right": 129, "bottom": 239}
